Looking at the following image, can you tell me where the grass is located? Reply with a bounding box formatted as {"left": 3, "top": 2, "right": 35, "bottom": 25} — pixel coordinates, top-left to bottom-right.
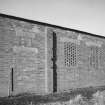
{"left": 0, "top": 86, "right": 105, "bottom": 105}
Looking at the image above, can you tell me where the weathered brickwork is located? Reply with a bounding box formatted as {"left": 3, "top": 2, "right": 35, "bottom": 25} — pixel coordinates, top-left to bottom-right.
{"left": 12, "top": 21, "right": 46, "bottom": 95}
{"left": 50, "top": 28, "right": 105, "bottom": 92}
{"left": 0, "top": 17, "right": 47, "bottom": 96}
{"left": 0, "top": 17, "right": 15, "bottom": 96}
{"left": 0, "top": 15, "right": 105, "bottom": 97}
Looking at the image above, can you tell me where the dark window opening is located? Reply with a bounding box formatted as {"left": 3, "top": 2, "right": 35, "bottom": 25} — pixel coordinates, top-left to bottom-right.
{"left": 52, "top": 32, "right": 57, "bottom": 92}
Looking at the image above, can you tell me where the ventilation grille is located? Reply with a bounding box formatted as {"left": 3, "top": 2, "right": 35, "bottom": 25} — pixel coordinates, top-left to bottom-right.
{"left": 64, "top": 42, "right": 77, "bottom": 67}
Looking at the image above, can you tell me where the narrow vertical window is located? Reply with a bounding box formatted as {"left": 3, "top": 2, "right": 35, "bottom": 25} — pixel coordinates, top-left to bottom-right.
{"left": 52, "top": 32, "right": 57, "bottom": 92}
{"left": 11, "top": 67, "right": 14, "bottom": 93}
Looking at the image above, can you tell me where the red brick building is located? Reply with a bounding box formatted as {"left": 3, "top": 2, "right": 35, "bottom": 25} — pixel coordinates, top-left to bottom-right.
{"left": 0, "top": 14, "right": 105, "bottom": 97}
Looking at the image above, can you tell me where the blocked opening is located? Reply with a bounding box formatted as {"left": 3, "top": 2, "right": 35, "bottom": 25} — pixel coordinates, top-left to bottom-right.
{"left": 89, "top": 46, "right": 99, "bottom": 69}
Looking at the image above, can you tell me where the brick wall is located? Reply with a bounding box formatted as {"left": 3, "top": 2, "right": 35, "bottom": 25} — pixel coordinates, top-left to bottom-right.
{"left": 0, "top": 15, "right": 105, "bottom": 97}
{"left": 0, "top": 16, "right": 47, "bottom": 96}
{"left": 52, "top": 28, "right": 105, "bottom": 92}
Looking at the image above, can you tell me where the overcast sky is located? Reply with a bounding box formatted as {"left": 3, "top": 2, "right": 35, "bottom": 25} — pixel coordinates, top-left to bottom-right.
{"left": 0, "top": 0, "right": 105, "bottom": 36}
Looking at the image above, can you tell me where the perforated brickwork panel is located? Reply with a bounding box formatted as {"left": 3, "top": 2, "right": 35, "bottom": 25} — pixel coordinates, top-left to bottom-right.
{"left": 64, "top": 42, "right": 77, "bottom": 67}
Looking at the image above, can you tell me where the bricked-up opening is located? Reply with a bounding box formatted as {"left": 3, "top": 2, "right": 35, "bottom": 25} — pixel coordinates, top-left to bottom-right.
{"left": 64, "top": 42, "right": 77, "bottom": 67}
{"left": 89, "top": 46, "right": 99, "bottom": 69}
{"left": 52, "top": 32, "right": 57, "bottom": 92}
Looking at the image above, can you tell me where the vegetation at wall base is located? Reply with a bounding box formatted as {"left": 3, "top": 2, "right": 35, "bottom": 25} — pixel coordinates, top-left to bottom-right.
{"left": 0, "top": 86, "right": 105, "bottom": 105}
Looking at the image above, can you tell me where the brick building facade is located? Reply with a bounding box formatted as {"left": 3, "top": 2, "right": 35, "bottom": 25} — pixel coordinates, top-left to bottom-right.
{"left": 0, "top": 14, "right": 105, "bottom": 97}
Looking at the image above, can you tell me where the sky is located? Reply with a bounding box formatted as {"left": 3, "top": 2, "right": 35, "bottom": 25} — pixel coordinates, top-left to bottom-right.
{"left": 0, "top": 0, "right": 105, "bottom": 36}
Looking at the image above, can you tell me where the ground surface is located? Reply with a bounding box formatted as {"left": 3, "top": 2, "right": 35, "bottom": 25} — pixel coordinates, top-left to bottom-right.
{"left": 0, "top": 86, "right": 105, "bottom": 105}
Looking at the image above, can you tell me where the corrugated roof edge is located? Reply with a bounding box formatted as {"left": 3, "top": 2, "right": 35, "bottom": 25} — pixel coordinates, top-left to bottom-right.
{"left": 0, "top": 13, "right": 105, "bottom": 39}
